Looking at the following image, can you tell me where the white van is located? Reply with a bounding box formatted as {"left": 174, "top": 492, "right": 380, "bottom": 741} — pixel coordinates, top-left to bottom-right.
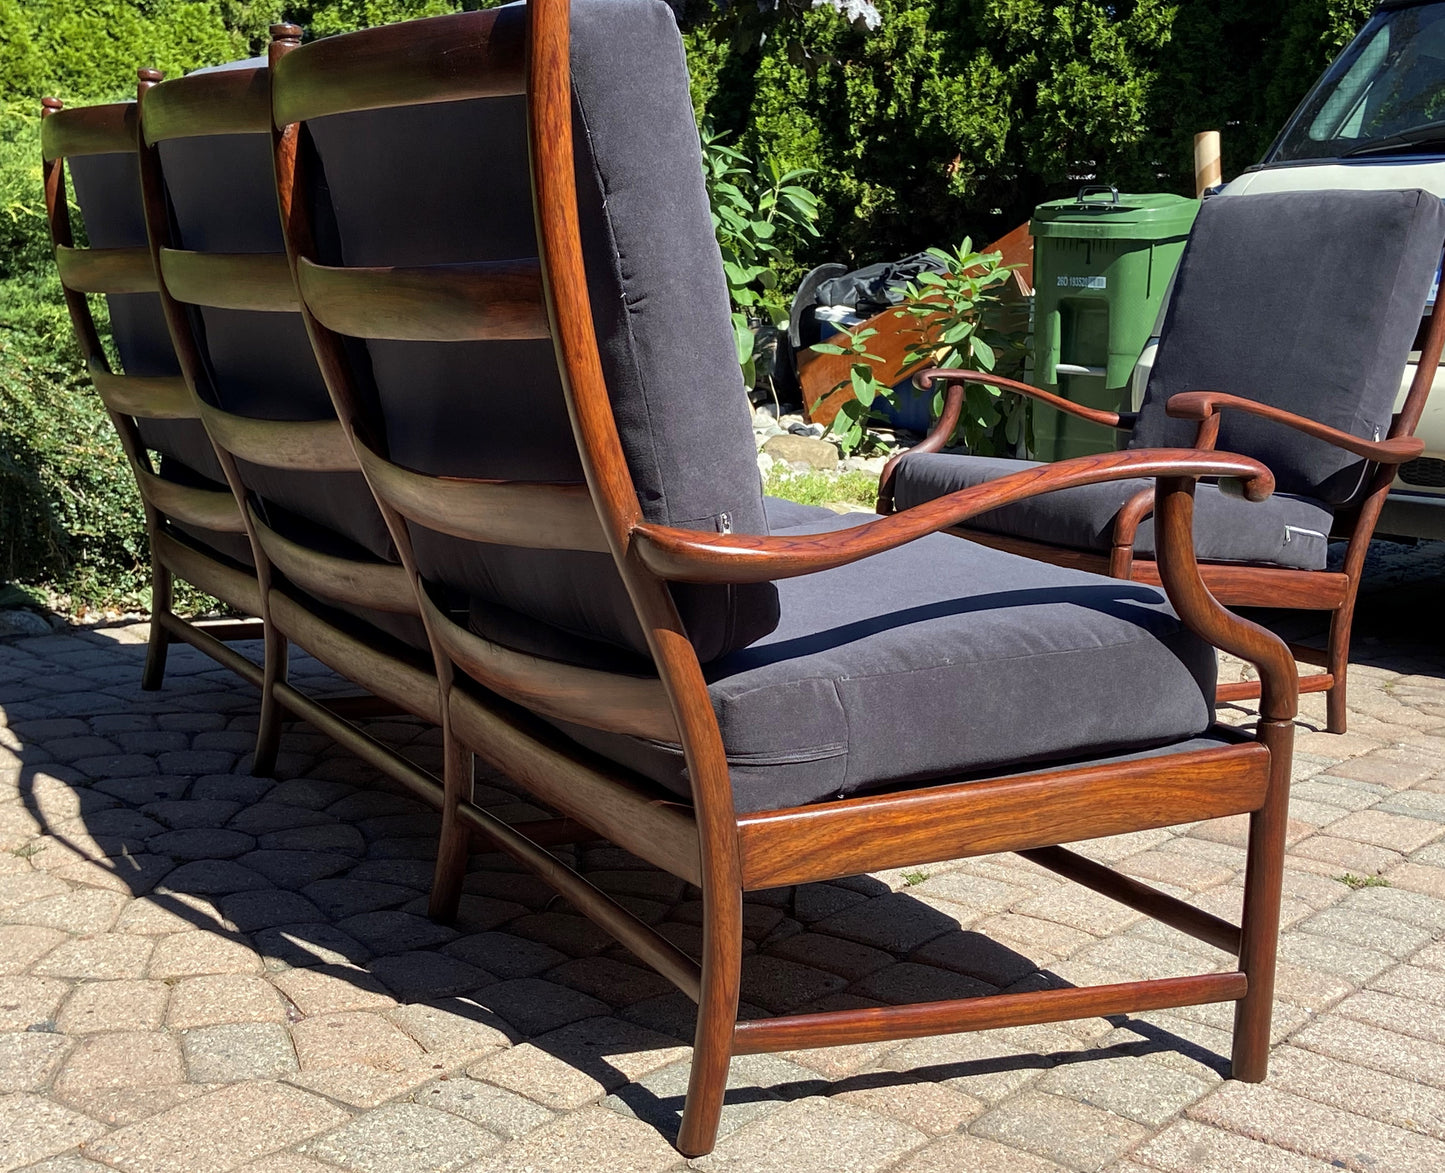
{"left": 1134, "top": 0, "right": 1445, "bottom": 539}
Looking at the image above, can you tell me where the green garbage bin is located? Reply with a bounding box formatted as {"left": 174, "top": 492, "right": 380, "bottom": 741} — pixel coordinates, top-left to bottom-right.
{"left": 1030, "top": 187, "right": 1199, "bottom": 461}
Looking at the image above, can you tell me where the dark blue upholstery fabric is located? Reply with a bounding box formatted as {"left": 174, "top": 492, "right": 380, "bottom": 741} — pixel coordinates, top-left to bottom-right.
{"left": 155, "top": 129, "right": 396, "bottom": 561}
{"left": 66, "top": 147, "right": 225, "bottom": 486}
{"left": 892, "top": 454, "right": 1335, "bottom": 570}
{"left": 301, "top": 0, "right": 775, "bottom": 662}
{"left": 550, "top": 510, "right": 1218, "bottom": 812}
{"left": 1130, "top": 188, "right": 1445, "bottom": 505}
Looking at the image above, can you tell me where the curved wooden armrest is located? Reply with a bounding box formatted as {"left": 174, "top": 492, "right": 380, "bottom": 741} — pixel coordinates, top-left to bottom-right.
{"left": 917, "top": 369, "right": 1130, "bottom": 430}
{"left": 877, "top": 368, "right": 1132, "bottom": 512}
{"left": 1165, "top": 392, "right": 1425, "bottom": 464}
{"left": 633, "top": 448, "right": 1274, "bottom": 584}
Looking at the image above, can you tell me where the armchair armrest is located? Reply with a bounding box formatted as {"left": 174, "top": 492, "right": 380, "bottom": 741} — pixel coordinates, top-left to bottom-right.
{"left": 877, "top": 368, "right": 1136, "bottom": 512}
{"left": 917, "top": 368, "right": 1136, "bottom": 430}
{"left": 634, "top": 448, "right": 1273, "bottom": 585}
{"left": 1166, "top": 391, "right": 1425, "bottom": 465}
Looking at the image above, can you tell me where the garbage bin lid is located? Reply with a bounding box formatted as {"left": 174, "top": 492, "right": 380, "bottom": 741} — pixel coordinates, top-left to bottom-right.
{"left": 1031, "top": 188, "right": 1199, "bottom": 240}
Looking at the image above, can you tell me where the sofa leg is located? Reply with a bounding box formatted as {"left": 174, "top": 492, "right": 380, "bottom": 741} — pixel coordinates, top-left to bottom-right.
{"left": 428, "top": 725, "right": 472, "bottom": 924}
{"left": 1325, "top": 610, "right": 1350, "bottom": 735}
{"left": 251, "top": 629, "right": 288, "bottom": 778}
{"left": 141, "top": 562, "right": 172, "bottom": 691}
{"left": 677, "top": 883, "right": 743, "bottom": 1157}
{"left": 1231, "top": 716, "right": 1293, "bottom": 1081}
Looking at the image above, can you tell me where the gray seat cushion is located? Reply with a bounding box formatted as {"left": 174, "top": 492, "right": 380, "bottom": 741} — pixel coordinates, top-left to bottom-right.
{"left": 892, "top": 453, "right": 1334, "bottom": 570}
{"left": 1130, "top": 188, "right": 1445, "bottom": 505}
{"left": 549, "top": 510, "right": 1218, "bottom": 813}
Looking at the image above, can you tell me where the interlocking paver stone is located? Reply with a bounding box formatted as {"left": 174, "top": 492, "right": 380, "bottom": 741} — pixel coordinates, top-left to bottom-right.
{"left": 0, "top": 1030, "right": 71, "bottom": 1093}
{"left": 55, "top": 980, "right": 169, "bottom": 1034}
{"left": 291, "top": 1010, "right": 425, "bottom": 1072}
{"left": 1188, "top": 1079, "right": 1445, "bottom": 1172}
{"left": 890, "top": 1132, "right": 1068, "bottom": 1172}
{"left": 971, "top": 1089, "right": 1148, "bottom": 1172}
{"left": 148, "top": 931, "right": 262, "bottom": 978}
{"left": 181, "top": 1022, "right": 298, "bottom": 1081}
{"left": 302, "top": 1102, "right": 500, "bottom": 1172}
{"left": 0, "top": 975, "right": 71, "bottom": 1030}
{"left": 0, "top": 1092, "right": 107, "bottom": 1172}
{"left": 691, "top": 1096, "right": 925, "bottom": 1173}
{"left": 84, "top": 1079, "right": 351, "bottom": 1173}
{"left": 32, "top": 933, "right": 153, "bottom": 980}
{"left": 166, "top": 973, "right": 288, "bottom": 1029}
{"left": 413, "top": 1076, "right": 554, "bottom": 1140}
{"left": 1133, "top": 1118, "right": 1345, "bottom": 1172}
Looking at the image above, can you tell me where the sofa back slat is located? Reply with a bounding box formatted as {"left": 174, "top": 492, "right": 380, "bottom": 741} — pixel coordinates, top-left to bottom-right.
{"left": 89, "top": 367, "right": 195, "bottom": 420}
{"left": 198, "top": 409, "right": 357, "bottom": 473}
{"left": 40, "top": 103, "right": 134, "bottom": 160}
{"left": 270, "top": 9, "right": 526, "bottom": 126}
{"left": 159, "top": 250, "right": 298, "bottom": 312}
{"left": 53, "top": 246, "right": 156, "bottom": 294}
{"left": 295, "top": 257, "right": 549, "bottom": 342}
{"left": 352, "top": 438, "right": 608, "bottom": 552}
{"left": 140, "top": 68, "right": 270, "bottom": 143}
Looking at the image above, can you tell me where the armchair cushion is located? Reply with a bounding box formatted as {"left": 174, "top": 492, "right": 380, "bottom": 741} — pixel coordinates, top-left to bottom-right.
{"left": 892, "top": 453, "right": 1335, "bottom": 570}
{"left": 1129, "top": 188, "right": 1445, "bottom": 505}
{"left": 536, "top": 511, "right": 1218, "bottom": 813}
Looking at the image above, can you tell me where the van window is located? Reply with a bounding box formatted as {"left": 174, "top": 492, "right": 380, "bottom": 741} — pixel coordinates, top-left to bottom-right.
{"left": 1272, "top": 3, "right": 1445, "bottom": 162}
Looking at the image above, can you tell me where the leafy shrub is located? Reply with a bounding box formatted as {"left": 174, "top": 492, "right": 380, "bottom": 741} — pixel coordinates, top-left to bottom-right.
{"left": 701, "top": 131, "right": 820, "bottom": 388}
{"left": 814, "top": 239, "right": 1023, "bottom": 454}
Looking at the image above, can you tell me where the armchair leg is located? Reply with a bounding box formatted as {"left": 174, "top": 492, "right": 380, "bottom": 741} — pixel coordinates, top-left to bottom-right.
{"left": 428, "top": 721, "right": 472, "bottom": 924}
{"left": 1325, "top": 610, "right": 1351, "bottom": 734}
{"left": 251, "top": 629, "right": 288, "bottom": 778}
{"left": 677, "top": 882, "right": 744, "bottom": 1158}
{"left": 141, "top": 560, "right": 173, "bottom": 691}
{"left": 1231, "top": 716, "right": 1294, "bottom": 1080}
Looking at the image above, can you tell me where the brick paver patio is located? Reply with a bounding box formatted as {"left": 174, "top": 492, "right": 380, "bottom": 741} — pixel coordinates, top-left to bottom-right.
{"left": 4, "top": 542, "right": 1445, "bottom": 1172}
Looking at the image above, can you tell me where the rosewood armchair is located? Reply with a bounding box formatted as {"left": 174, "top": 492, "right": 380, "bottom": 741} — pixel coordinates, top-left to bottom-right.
{"left": 268, "top": 0, "right": 1298, "bottom": 1156}
{"left": 38, "top": 98, "right": 280, "bottom": 763}
{"left": 880, "top": 189, "right": 1445, "bottom": 733}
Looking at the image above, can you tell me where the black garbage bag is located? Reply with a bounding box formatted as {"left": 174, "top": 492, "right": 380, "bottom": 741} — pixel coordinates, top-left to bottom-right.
{"left": 813, "top": 250, "right": 951, "bottom": 317}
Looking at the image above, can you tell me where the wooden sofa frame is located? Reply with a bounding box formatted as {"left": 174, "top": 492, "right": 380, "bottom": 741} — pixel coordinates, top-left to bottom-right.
{"left": 259, "top": 0, "right": 1298, "bottom": 1157}
{"left": 37, "top": 2, "right": 1304, "bottom": 1157}
{"left": 876, "top": 288, "right": 1445, "bottom": 735}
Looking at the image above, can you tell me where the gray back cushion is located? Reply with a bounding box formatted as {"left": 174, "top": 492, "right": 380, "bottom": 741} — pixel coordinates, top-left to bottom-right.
{"left": 1131, "top": 188, "right": 1445, "bottom": 504}
{"left": 66, "top": 146, "right": 225, "bottom": 485}
{"left": 156, "top": 129, "right": 395, "bottom": 560}
{"left": 302, "top": 0, "right": 775, "bottom": 660}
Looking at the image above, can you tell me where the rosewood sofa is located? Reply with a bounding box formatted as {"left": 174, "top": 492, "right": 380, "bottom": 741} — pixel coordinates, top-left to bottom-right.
{"left": 42, "top": 0, "right": 1304, "bottom": 1156}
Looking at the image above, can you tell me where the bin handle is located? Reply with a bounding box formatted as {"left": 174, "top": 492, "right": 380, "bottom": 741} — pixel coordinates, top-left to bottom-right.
{"left": 1076, "top": 185, "right": 1120, "bottom": 205}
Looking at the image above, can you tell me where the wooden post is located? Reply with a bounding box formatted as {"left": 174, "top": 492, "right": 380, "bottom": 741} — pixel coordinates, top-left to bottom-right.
{"left": 1194, "top": 131, "right": 1222, "bottom": 198}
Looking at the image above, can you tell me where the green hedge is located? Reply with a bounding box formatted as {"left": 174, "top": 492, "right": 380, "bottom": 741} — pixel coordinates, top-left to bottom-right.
{"left": 0, "top": 0, "right": 1374, "bottom": 610}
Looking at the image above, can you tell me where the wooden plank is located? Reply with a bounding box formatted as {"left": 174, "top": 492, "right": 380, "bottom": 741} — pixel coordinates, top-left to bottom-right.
{"left": 272, "top": 7, "right": 525, "bottom": 125}
{"left": 449, "top": 685, "right": 702, "bottom": 886}
{"left": 40, "top": 102, "right": 134, "bottom": 161}
{"left": 295, "top": 256, "right": 548, "bottom": 341}
{"left": 425, "top": 595, "right": 677, "bottom": 743}
{"left": 267, "top": 589, "right": 442, "bottom": 725}
{"left": 1129, "top": 559, "right": 1352, "bottom": 610}
{"left": 199, "top": 404, "right": 357, "bottom": 473}
{"left": 1019, "top": 845, "right": 1241, "bottom": 953}
{"left": 90, "top": 365, "right": 196, "bottom": 420}
{"left": 54, "top": 246, "right": 155, "bottom": 295}
{"left": 250, "top": 510, "right": 416, "bottom": 615}
{"left": 141, "top": 67, "right": 269, "bottom": 144}
{"left": 353, "top": 439, "right": 608, "bottom": 552}
{"left": 732, "top": 972, "right": 1247, "bottom": 1054}
{"left": 152, "top": 530, "right": 262, "bottom": 616}
{"left": 136, "top": 468, "right": 246, "bottom": 533}
{"left": 160, "top": 249, "right": 298, "bottom": 312}
{"left": 736, "top": 742, "right": 1271, "bottom": 889}
{"left": 452, "top": 797, "right": 702, "bottom": 1001}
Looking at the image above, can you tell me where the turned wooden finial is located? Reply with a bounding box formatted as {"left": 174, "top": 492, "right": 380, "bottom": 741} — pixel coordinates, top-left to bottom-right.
{"left": 271, "top": 23, "right": 303, "bottom": 45}
{"left": 137, "top": 68, "right": 164, "bottom": 96}
{"left": 40, "top": 96, "right": 63, "bottom": 117}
